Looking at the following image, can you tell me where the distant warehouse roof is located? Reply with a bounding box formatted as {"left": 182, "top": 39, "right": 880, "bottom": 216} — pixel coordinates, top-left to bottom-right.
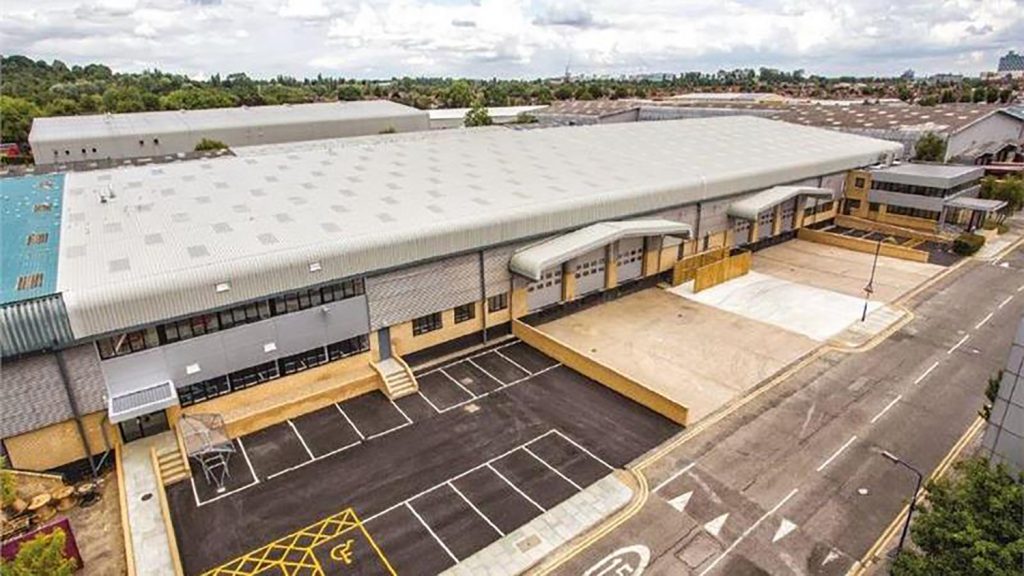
{"left": 29, "top": 100, "right": 429, "bottom": 165}
{"left": 54, "top": 116, "right": 902, "bottom": 338}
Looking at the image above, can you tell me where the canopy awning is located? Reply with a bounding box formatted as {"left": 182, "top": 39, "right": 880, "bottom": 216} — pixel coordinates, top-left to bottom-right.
{"left": 727, "top": 186, "right": 835, "bottom": 221}
{"left": 944, "top": 196, "right": 1007, "bottom": 212}
{"left": 510, "top": 220, "right": 692, "bottom": 281}
{"left": 108, "top": 380, "right": 178, "bottom": 423}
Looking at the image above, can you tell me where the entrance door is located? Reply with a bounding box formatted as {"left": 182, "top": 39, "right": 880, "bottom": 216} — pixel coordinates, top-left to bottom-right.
{"left": 119, "top": 410, "right": 170, "bottom": 443}
{"left": 378, "top": 327, "right": 392, "bottom": 360}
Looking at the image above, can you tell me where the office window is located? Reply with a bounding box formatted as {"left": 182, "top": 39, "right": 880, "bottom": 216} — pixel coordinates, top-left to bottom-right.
{"left": 327, "top": 334, "right": 370, "bottom": 361}
{"left": 158, "top": 314, "right": 218, "bottom": 345}
{"left": 413, "top": 312, "right": 443, "bottom": 336}
{"left": 270, "top": 279, "right": 365, "bottom": 316}
{"left": 854, "top": 177, "right": 866, "bottom": 188}
{"left": 228, "top": 361, "right": 279, "bottom": 390}
{"left": 454, "top": 302, "right": 476, "bottom": 323}
{"left": 177, "top": 376, "right": 230, "bottom": 407}
{"left": 217, "top": 301, "right": 269, "bottom": 330}
{"left": 487, "top": 292, "right": 509, "bottom": 313}
{"left": 869, "top": 202, "right": 881, "bottom": 213}
{"left": 96, "top": 329, "right": 157, "bottom": 359}
{"left": 279, "top": 346, "right": 328, "bottom": 376}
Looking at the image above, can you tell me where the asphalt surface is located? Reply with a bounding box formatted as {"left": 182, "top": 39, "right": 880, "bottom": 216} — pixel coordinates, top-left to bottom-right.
{"left": 557, "top": 242, "right": 1024, "bottom": 576}
{"left": 168, "top": 342, "right": 679, "bottom": 575}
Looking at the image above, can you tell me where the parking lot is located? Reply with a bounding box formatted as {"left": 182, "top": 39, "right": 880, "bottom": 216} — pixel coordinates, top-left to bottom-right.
{"left": 169, "top": 340, "right": 679, "bottom": 575}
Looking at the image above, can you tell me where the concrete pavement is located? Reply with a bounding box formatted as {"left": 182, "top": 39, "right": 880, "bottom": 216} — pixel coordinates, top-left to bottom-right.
{"left": 543, "top": 242, "right": 1024, "bottom": 576}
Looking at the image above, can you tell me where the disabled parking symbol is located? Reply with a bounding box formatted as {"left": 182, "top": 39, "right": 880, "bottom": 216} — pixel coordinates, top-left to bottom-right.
{"left": 583, "top": 545, "right": 651, "bottom": 576}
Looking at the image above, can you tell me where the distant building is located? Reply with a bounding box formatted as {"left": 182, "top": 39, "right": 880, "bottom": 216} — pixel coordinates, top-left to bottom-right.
{"left": 946, "top": 106, "right": 1024, "bottom": 164}
{"left": 980, "top": 313, "right": 1024, "bottom": 474}
{"left": 427, "top": 105, "right": 548, "bottom": 129}
{"left": 997, "top": 50, "right": 1024, "bottom": 74}
{"left": 29, "top": 101, "right": 429, "bottom": 167}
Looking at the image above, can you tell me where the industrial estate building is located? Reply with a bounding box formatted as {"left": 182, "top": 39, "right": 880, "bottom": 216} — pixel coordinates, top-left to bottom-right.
{"left": 28, "top": 100, "right": 429, "bottom": 167}
{"left": 1, "top": 116, "right": 904, "bottom": 473}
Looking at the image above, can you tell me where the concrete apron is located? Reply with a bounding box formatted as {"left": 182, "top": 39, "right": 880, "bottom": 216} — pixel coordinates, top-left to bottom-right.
{"left": 121, "top": 433, "right": 179, "bottom": 576}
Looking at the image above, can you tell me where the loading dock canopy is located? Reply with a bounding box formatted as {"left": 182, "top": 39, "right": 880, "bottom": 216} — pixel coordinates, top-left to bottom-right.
{"left": 944, "top": 196, "right": 1007, "bottom": 213}
{"left": 108, "top": 380, "right": 178, "bottom": 424}
{"left": 727, "top": 186, "right": 835, "bottom": 221}
{"left": 510, "top": 220, "right": 692, "bottom": 281}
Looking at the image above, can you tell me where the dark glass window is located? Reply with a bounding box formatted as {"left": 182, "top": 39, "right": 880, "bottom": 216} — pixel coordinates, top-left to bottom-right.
{"left": 454, "top": 302, "right": 476, "bottom": 323}
{"left": 177, "top": 376, "right": 230, "bottom": 407}
{"left": 96, "top": 329, "right": 156, "bottom": 359}
{"left": 487, "top": 293, "right": 509, "bottom": 313}
{"left": 412, "top": 312, "right": 443, "bottom": 336}
{"left": 854, "top": 177, "right": 866, "bottom": 188}
{"left": 327, "top": 334, "right": 369, "bottom": 361}
{"left": 278, "top": 346, "right": 328, "bottom": 375}
{"left": 229, "top": 361, "right": 279, "bottom": 390}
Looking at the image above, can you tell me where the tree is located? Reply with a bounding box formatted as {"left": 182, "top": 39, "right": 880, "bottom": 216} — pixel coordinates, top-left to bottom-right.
{"left": 980, "top": 371, "right": 1001, "bottom": 421}
{"left": 1, "top": 527, "right": 77, "bottom": 576}
{"left": 914, "top": 132, "right": 946, "bottom": 162}
{"left": 160, "top": 87, "right": 238, "bottom": 110}
{"left": 891, "top": 458, "right": 1023, "bottom": 576}
{"left": 0, "top": 96, "right": 40, "bottom": 144}
{"left": 444, "top": 80, "right": 474, "bottom": 108}
{"left": 464, "top": 103, "right": 492, "bottom": 127}
{"left": 1, "top": 456, "right": 15, "bottom": 508}
{"left": 980, "top": 176, "right": 1024, "bottom": 215}
{"left": 337, "top": 84, "right": 363, "bottom": 101}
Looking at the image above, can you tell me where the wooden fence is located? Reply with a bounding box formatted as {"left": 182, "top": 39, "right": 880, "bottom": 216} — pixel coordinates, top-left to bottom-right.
{"left": 797, "top": 228, "right": 930, "bottom": 263}
{"left": 693, "top": 251, "right": 752, "bottom": 293}
{"left": 671, "top": 246, "right": 729, "bottom": 286}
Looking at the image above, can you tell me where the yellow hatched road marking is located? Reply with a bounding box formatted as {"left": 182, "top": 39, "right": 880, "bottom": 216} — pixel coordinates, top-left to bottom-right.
{"left": 202, "top": 508, "right": 396, "bottom": 576}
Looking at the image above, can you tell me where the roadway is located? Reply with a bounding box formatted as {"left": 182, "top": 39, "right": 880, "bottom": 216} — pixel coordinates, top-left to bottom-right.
{"left": 550, "top": 242, "right": 1024, "bottom": 576}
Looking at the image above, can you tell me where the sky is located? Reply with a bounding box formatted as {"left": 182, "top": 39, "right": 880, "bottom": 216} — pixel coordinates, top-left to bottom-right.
{"left": 2, "top": 0, "right": 1023, "bottom": 80}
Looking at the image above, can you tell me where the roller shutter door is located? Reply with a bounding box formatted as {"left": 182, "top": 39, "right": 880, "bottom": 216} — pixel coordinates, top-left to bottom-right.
{"left": 781, "top": 198, "right": 797, "bottom": 231}
{"left": 757, "top": 210, "right": 774, "bottom": 240}
{"left": 526, "top": 268, "right": 562, "bottom": 312}
{"left": 367, "top": 254, "right": 480, "bottom": 330}
{"left": 732, "top": 218, "right": 750, "bottom": 248}
{"left": 616, "top": 237, "right": 644, "bottom": 283}
{"left": 572, "top": 248, "right": 606, "bottom": 297}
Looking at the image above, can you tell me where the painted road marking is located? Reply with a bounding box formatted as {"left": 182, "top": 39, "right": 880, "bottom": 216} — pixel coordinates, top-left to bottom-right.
{"left": 913, "top": 361, "right": 941, "bottom": 385}
{"left": 415, "top": 339, "right": 523, "bottom": 378}
{"left": 552, "top": 429, "right": 615, "bottom": 471}
{"left": 406, "top": 501, "right": 459, "bottom": 563}
{"left": 698, "top": 489, "right": 798, "bottom": 576}
{"left": 265, "top": 439, "right": 362, "bottom": 481}
{"left": 975, "top": 312, "right": 994, "bottom": 329}
{"left": 1018, "top": 283, "right": 1024, "bottom": 293}
{"left": 390, "top": 399, "right": 413, "bottom": 426}
{"left": 652, "top": 461, "right": 697, "bottom": 493}
{"left": 193, "top": 438, "right": 260, "bottom": 507}
{"left": 488, "top": 463, "right": 547, "bottom": 513}
{"left": 416, "top": 389, "right": 444, "bottom": 413}
{"left": 440, "top": 367, "right": 479, "bottom": 399}
{"left": 335, "top": 403, "right": 365, "bottom": 440}
{"left": 525, "top": 446, "right": 583, "bottom": 491}
{"left": 448, "top": 481, "right": 504, "bottom": 537}
{"left": 772, "top": 518, "right": 797, "bottom": 543}
{"left": 287, "top": 420, "right": 316, "bottom": 461}
{"left": 466, "top": 356, "right": 506, "bottom": 387}
{"left": 494, "top": 348, "right": 534, "bottom": 377}
{"left": 703, "top": 513, "right": 728, "bottom": 537}
{"left": 998, "top": 295, "right": 1014, "bottom": 309}
{"left": 870, "top": 395, "right": 902, "bottom": 424}
{"left": 667, "top": 490, "right": 693, "bottom": 513}
{"left": 583, "top": 545, "right": 651, "bottom": 576}
{"left": 947, "top": 334, "right": 970, "bottom": 354}
{"left": 816, "top": 435, "right": 858, "bottom": 473}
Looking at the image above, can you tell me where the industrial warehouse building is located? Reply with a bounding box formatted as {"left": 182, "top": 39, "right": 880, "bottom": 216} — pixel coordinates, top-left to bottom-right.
{"left": 28, "top": 100, "right": 429, "bottom": 166}
{"left": 0, "top": 116, "right": 903, "bottom": 472}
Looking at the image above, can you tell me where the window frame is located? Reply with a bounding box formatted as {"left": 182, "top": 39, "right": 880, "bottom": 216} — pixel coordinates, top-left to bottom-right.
{"left": 453, "top": 302, "right": 476, "bottom": 324}
{"left": 412, "top": 312, "right": 444, "bottom": 336}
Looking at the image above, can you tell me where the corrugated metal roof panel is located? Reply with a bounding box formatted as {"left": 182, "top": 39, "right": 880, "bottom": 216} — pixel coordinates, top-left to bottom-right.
{"left": 727, "top": 186, "right": 835, "bottom": 220}
{"left": 1, "top": 295, "right": 74, "bottom": 357}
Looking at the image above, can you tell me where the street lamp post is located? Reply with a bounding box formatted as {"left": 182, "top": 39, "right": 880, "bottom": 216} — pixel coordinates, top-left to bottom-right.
{"left": 879, "top": 449, "right": 924, "bottom": 555}
{"left": 861, "top": 238, "right": 883, "bottom": 322}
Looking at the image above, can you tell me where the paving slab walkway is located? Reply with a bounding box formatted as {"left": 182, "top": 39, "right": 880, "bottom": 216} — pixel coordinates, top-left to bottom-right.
{"left": 121, "top": 433, "right": 178, "bottom": 576}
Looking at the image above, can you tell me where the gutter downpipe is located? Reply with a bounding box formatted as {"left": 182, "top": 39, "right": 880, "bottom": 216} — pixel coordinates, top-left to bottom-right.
{"left": 53, "top": 342, "right": 99, "bottom": 479}
{"left": 479, "top": 250, "right": 488, "bottom": 344}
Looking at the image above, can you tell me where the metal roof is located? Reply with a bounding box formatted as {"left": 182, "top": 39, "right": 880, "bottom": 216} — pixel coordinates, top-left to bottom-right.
{"left": 53, "top": 116, "right": 902, "bottom": 338}
{"left": 108, "top": 380, "right": 178, "bottom": 424}
{"left": 870, "top": 163, "right": 984, "bottom": 188}
{"left": 944, "top": 197, "right": 1007, "bottom": 212}
{"left": 1, "top": 174, "right": 65, "bottom": 304}
{"left": 727, "top": 186, "right": 835, "bottom": 220}
{"left": 29, "top": 100, "right": 426, "bottom": 145}
{"left": 509, "top": 220, "right": 692, "bottom": 281}
{"left": 0, "top": 295, "right": 74, "bottom": 357}
{"left": 428, "top": 106, "right": 547, "bottom": 120}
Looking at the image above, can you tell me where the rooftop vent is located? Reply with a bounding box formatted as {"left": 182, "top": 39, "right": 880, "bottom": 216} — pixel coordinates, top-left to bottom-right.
{"left": 26, "top": 232, "right": 49, "bottom": 246}
{"left": 16, "top": 273, "right": 43, "bottom": 291}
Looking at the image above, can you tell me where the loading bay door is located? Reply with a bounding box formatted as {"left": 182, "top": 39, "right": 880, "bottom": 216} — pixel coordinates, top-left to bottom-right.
{"left": 526, "top": 268, "right": 562, "bottom": 312}
{"left": 616, "top": 238, "right": 644, "bottom": 284}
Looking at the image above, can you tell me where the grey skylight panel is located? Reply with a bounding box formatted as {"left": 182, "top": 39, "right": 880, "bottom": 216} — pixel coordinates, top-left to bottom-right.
{"left": 104, "top": 222, "right": 123, "bottom": 234}
{"left": 232, "top": 204, "right": 250, "bottom": 213}
{"left": 182, "top": 175, "right": 196, "bottom": 182}
{"left": 250, "top": 188, "right": 265, "bottom": 197}
{"left": 171, "top": 212, "right": 190, "bottom": 223}
{"left": 212, "top": 222, "right": 233, "bottom": 233}
{"left": 275, "top": 213, "right": 294, "bottom": 223}
{"left": 214, "top": 182, "right": 229, "bottom": 189}
{"left": 376, "top": 213, "right": 395, "bottom": 223}
{"left": 187, "top": 245, "right": 210, "bottom": 258}
{"left": 321, "top": 222, "right": 341, "bottom": 233}
{"left": 302, "top": 182, "right": 316, "bottom": 189}
{"left": 265, "top": 175, "right": 278, "bottom": 183}
{"left": 108, "top": 258, "right": 130, "bottom": 273}
{"left": 330, "top": 205, "right": 347, "bottom": 213}
{"left": 427, "top": 205, "right": 444, "bottom": 214}
{"left": 161, "top": 188, "right": 176, "bottom": 197}
{"left": 65, "top": 245, "right": 86, "bottom": 258}
{"left": 68, "top": 212, "right": 85, "bottom": 223}
{"left": 257, "top": 233, "right": 278, "bottom": 245}
{"left": 144, "top": 233, "right": 163, "bottom": 245}
{"left": 195, "top": 196, "right": 212, "bottom": 204}
{"left": 288, "top": 197, "right": 307, "bottom": 206}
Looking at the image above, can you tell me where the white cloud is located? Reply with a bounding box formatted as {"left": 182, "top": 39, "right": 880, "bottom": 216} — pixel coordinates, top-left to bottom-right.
{"left": 0, "top": 0, "right": 1021, "bottom": 79}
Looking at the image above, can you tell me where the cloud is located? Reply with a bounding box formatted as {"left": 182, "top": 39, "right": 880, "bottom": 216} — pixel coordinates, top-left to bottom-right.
{"left": 1, "top": 0, "right": 1022, "bottom": 79}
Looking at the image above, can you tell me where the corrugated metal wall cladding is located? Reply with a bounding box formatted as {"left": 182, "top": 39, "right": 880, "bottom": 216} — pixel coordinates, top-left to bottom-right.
{"left": 1, "top": 296, "right": 74, "bottom": 357}
{"left": 367, "top": 254, "right": 481, "bottom": 330}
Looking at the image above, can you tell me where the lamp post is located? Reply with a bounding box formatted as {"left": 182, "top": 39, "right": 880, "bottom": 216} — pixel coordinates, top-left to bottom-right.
{"left": 879, "top": 449, "right": 924, "bottom": 555}
{"left": 861, "top": 238, "right": 883, "bottom": 322}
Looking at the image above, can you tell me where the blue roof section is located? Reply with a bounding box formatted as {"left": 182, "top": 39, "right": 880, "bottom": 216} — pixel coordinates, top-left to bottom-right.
{"left": 1001, "top": 106, "right": 1024, "bottom": 123}
{"left": 1, "top": 174, "right": 65, "bottom": 304}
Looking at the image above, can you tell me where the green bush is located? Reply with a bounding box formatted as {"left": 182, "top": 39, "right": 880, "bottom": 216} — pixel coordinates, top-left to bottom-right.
{"left": 193, "top": 138, "right": 228, "bottom": 152}
{"left": 981, "top": 220, "right": 1009, "bottom": 234}
{"left": 952, "top": 232, "right": 985, "bottom": 255}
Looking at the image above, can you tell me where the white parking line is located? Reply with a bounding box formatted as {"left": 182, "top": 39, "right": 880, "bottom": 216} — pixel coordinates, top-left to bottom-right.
{"left": 287, "top": 420, "right": 315, "bottom": 461}
{"left": 335, "top": 403, "right": 365, "bottom": 440}
{"left": 435, "top": 363, "right": 562, "bottom": 415}
{"left": 467, "top": 357, "right": 508, "bottom": 388}
{"left": 998, "top": 295, "right": 1013, "bottom": 309}
{"left": 391, "top": 399, "right": 413, "bottom": 426}
{"left": 698, "top": 488, "right": 799, "bottom": 576}
{"left": 193, "top": 438, "right": 260, "bottom": 507}
{"left": 416, "top": 340, "right": 523, "bottom": 378}
{"left": 552, "top": 429, "right": 615, "bottom": 471}
{"left": 913, "top": 361, "right": 941, "bottom": 385}
{"left": 870, "top": 395, "right": 902, "bottom": 424}
{"left": 524, "top": 446, "right": 583, "bottom": 491}
{"left": 816, "top": 435, "right": 857, "bottom": 473}
{"left": 652, "top": 461, "right": 697, "bottom": 494}
{"left": 407, "top": 502, "right": 459, "bottom": 563}
{"left": 367, "top": 421, "right": 413, "bottom": 440}
{"left": 975, "top": 312, "right": 994, "bottom": 329}
{"left": 487, "top": 463, "right": 546, "bottom": 513}
{"left": 448, "top": 481, "right": 504, "bottom": 536}
{"left": 1018, "top": 283, "right": 1024, "bottom": 293}
{"left": 265, "top": 439, "right": 362, "bottom": 481}
{"left": 494, "top": 348, "right": 534, "bottom": 377}
{"left": 416, "top": 389, "right": 444, "bottom": 414}
{"left": 947, "top": 334, "right": 970, "bottom": 354}
{"left": 439, "top": 367, "right": 478, "bottom": 399}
